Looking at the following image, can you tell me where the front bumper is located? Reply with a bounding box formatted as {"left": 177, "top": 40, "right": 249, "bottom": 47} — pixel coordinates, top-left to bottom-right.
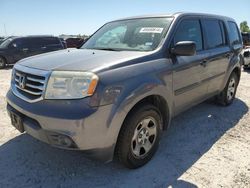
{"left": 6, "top": 89, "right": 116, "bottom": 162}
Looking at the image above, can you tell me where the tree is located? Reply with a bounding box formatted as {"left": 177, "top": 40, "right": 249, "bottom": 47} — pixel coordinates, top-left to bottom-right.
{"left": 240, "top": 21, "right": 250, "bottom": 32}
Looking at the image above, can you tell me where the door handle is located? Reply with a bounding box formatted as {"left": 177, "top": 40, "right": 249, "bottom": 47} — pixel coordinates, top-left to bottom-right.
{"left": 41, "top": 46, "right": 47, "bottom": 49}
{"left": 200, "top": 60, "right": 207, "bottom": 67}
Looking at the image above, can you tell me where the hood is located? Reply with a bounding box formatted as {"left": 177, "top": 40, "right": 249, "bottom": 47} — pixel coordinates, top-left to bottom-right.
{"left": 18, "top": 48, "right": 150, "bottom": 72}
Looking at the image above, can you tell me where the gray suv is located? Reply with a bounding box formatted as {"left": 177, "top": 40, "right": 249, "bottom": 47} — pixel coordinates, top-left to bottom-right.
{"left": 6, "top": 13, "right": 243, "bottom": 168}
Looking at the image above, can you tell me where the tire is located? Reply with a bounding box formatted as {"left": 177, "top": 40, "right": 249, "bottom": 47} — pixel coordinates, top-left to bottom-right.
{"left": 216, "top": 72, "right": 239, "bottom": 106}
{"left": 0, "top": 57, "right": 6, "bottom": 69}
{"left": 243, "top": 65, "right": 249, "bottom": 70}
{"left": 116, "top": 104, "right": 163, "bottom": 169}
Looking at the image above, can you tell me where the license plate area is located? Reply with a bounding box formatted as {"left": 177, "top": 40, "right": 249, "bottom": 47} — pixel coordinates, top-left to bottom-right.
{"left": 10, "top": 111, "right": 24, "bottom": 133}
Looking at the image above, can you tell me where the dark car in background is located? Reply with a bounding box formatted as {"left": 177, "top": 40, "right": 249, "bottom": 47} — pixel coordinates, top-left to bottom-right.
{"left": 242, "top": 32, "right": 250, "bottom": 46}
{"left": 65, "top": 37, "right": 85, "bottom": 48}
{"left": 0, "top": 37, "right": 5, "bottom": 44}
{"left": 0, "top": 36, "right": 65, "bottom": 68}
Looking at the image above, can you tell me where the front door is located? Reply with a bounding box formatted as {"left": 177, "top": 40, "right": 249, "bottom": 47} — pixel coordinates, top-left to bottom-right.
{"left": 9, "top": 38, "right": 33, "bottom": 63}
{"left": 171, "top": 19, "right": 209, "bottom": 114}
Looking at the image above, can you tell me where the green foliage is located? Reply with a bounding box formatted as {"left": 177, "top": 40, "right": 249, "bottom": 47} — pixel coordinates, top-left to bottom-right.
{"left": 240, "top": 21, "right": 250, "bottom": 32}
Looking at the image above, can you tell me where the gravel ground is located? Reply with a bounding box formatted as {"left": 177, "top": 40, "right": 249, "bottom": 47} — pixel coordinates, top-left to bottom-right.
{"left": 0, "top": 68, "right": 250, "bottom": 188}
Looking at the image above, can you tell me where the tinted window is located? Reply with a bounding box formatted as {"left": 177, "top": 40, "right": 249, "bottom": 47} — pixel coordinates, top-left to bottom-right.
{"left": 29, "top": 38, "right": 44, "bottom": 48}
{"left": 228, "top": 22, "right": 241, "bottom": 45}
{"left": 174, "top": 20, "right": 203, "bottom": 51}
{"left": 12, "top": 38, "right": 31, "bottom": 48}
{"left": 23, "top": 39, "right": 35, "bottom": 48}
{"left": 203, "top": 20, "right": 225, "bottom": 49}
{"left": 41, "top": 37, "right": 60, "bottom": 46}
{"left": 219, "top": 21, "right": 227, "bottom": 45}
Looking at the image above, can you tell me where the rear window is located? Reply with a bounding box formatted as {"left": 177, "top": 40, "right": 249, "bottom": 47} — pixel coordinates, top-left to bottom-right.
{"left": 228, "top": 22, "right": 241, "bottom": 45}
{"left": 203, "top": 19, "right": 226, "bottom": 49}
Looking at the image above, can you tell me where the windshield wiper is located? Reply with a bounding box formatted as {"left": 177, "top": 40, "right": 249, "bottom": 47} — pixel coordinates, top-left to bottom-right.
{"left": 91, "top": 48, "right": 121, "bottom": 51}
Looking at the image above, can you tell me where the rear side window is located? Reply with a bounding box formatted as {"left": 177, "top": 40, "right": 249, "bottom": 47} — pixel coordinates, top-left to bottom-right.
{"left": 174, "top": 19, "right": 203, "bottom": 51}
{"left": 203, "top": 19, "right": 225, "bottom": 49}
{"left": 41, "top": 37, "right": 60, "bottom": 46}
{"left": 29, "top": 38, "right": 44, "bottom": 48}
{"left": 228, "top": 22, "right": 241, "bottom": 45}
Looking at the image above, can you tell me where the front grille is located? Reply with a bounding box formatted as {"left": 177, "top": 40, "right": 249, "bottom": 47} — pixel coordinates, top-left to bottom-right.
{"left": 14, "top": 71, "right": 45, "bottom": 100}
{"left": 12, "top": 64, "right": 50, "bottom": 102}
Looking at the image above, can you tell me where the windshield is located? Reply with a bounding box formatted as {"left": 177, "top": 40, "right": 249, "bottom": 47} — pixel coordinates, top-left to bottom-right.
{"left": 0, "top": 38, "right": 13, "bottom": 48}
{"left": 82, "top": 17, "right": 173, "bottom": 52}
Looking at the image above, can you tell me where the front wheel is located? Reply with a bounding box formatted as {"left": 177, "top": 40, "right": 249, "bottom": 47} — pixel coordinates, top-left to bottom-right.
{"left": 0, "top": 57, "right": 6, "bottom": 69}
{"left": 116, "top": 104, "right": 163, "bottom": 169}
{"left": 216, "top": 72, "right": 239, "bottom": 106}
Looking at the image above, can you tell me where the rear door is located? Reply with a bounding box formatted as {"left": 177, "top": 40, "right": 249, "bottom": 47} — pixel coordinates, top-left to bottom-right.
{"left": 201, "top": 19, "right": 230, "bottom": 95}
{"left": 172, "top": 18, "right": 210, "bottom": 114}
{"left": 25, "top": 38, "right": 44, "bottom": 56}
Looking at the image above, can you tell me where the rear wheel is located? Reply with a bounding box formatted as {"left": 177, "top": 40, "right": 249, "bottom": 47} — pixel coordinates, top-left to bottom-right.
{"left": 0, "top": 57, "right": 6, "bottom": 69}
{"left": 216, "top": 72, "right": 239, "bottom": 106}
{"left": 243, "top": 65, "right": 249, "bottom": 70}
{"left": 116, "top": 104, "right": 163, "bottom": 169}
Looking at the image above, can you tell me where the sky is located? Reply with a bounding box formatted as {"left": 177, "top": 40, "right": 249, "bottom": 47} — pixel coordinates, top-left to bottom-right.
{"left": 0, "top": 0, "right": 250, "bottom": 36}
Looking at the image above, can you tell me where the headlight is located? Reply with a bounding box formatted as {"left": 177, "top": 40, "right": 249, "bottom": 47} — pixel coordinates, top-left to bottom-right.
{"left": 45, "top": 71, "right": 98, "bottom": 99}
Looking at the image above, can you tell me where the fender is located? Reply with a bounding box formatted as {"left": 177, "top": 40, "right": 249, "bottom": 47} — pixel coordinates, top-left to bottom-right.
{"left": 220, "top": 53, "right": 242, "bottom": 91}
{"left": 96, "top": 59, "right": 173, "bottom": 160}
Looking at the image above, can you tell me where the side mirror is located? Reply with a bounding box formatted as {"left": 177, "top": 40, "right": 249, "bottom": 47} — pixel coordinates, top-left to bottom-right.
{"left": 171, "top": 41, "right": 196, "bottom": 56}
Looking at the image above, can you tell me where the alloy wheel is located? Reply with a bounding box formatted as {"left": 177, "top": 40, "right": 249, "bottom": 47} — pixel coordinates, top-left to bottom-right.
{"left": 131, "top": 117, "right": 157, "bottom": 158}
{"left": 227, "top": 77, "right": 236, "bottom": 101}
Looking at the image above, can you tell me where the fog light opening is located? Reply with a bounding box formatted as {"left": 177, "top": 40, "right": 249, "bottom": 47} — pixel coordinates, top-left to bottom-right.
{"left": 47, "top": 132, "right": 77, "bottom": 148}
{"left": 58, "top": 135, "right": 73, "bottom": 147}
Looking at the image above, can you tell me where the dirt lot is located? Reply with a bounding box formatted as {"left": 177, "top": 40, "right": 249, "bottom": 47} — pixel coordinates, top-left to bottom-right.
{"left": 0, "top": 68, "right": 250, "bottom": 188}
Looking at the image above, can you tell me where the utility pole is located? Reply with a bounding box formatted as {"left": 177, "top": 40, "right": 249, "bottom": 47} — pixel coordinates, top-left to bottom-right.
{"left": 4, "top": 24, "right": 7, "bottom": 36}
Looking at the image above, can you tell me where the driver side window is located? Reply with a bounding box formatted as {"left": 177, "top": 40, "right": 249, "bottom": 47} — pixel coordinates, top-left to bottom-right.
{"left": 9, "top": 39, "right": 23, "bottom": 49}
{"left": 174, "top": 19, "right": 203, "bottom": 51}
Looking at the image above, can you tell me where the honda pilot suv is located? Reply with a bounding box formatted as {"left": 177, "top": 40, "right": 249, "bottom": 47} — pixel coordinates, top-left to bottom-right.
{"left": 6, "top": 13, "right": 243, "bottom": 168}
{"left": 0, "top": 36, "right": 65, "bottom": 69}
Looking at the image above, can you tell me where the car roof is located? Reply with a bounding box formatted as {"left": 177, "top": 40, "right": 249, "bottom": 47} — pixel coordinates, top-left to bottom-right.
{"left": 112, "top": 12, "right": 235, "bottom": 22}
{"left": 9, "top": 35, "right": 57, "bottom": 40}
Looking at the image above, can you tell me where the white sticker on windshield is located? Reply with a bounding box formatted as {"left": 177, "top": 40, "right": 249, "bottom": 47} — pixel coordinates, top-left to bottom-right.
{"left": 145, "top": 42, "right": 153, "bottom": 46}
{"left": 140, "top": 27, "right": 164, "bottom": 33}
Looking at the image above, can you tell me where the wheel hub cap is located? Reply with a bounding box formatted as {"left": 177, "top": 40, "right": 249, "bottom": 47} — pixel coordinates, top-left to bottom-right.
{"left": 137, "top": 128, "right": 149, "bottom": 145}
{"left": 131, "top": 117, "right": 157, "bottom": 158}
{"left": 227, "top": 78, "right": 236, "bottom": 101}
